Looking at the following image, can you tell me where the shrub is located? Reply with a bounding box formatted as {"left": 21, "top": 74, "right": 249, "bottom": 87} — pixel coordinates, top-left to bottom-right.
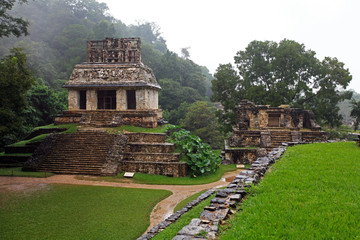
{"left": 167, "top": 125, "right": 221, "bottom": 177}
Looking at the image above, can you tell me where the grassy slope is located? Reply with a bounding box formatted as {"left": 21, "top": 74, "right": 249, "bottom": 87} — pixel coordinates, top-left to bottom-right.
{"left": 220, "top": 142, "right": 360, "bottom": 239}
{"left": 107, "top": 124, "right": 170, "bottom": 134}
{"left": 0, "top": 184, "right": 171, "bottom": 240}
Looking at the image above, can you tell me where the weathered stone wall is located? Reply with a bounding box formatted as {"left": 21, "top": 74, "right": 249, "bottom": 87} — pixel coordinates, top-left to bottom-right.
{"left": 68, "top": 90, "right": 79, "bottom": 110}
{"left": 229, "top": 130, "right": 261, "bottom": 147}
{"left": 101, "top": 134, "right": 128, "bottom": 176}
{"left": 54, "top": 110, "right": 159, "bottom": 128}
{"left": 86, "top": 89, "right": 97, "bottom": 110}
{"left": 116, "top": 89, "right": 127, "bottom": 110}
{"left": 224, "top": 148, "right": 258, "bottom": 165}
{"left": 119, "top": 162, "right": 187, "bottom": 177}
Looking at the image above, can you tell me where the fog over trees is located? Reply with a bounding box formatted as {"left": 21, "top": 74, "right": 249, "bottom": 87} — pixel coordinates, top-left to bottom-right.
{"left": 0, "top": 0, "right": 358, "bottom": 148}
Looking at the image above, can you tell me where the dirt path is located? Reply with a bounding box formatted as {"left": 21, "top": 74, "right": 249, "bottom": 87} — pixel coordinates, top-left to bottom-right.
{"left": 0, "top": 170, "right": 241, "bottom": 233}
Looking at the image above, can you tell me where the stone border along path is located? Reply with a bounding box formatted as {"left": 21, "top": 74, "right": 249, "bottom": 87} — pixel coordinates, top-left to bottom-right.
{"left": 137, "top": 145, "right": 288, "bottom": 240}
{"left": 0, "top": 169, "right": 242, "bottom": 235}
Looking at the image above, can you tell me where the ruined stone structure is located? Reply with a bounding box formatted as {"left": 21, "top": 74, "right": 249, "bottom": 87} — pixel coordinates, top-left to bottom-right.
{"left": 20, "top": 38, "right": 187, "bottom": 177}
{"left": 55, "top": 38, "right": 162, "bottom": 128}
{"left": 223, "top": 100, "right": 327, "bottom": 164}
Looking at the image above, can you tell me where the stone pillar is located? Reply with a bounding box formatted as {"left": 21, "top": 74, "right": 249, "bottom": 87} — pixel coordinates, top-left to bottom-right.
{"left": 87, "top": 89, "right": 97, "bottom": 110}
{"left": 136, "top": 89, "right": 146, "bottom": 110}
{"left": 68, "top": 90, "right": 79, "bottom": 110}
{"left": 116, "top": 89, "right": 127, "bottom": 110}
{"left": 145, "top": 89, "right": 159, "bottom": 109}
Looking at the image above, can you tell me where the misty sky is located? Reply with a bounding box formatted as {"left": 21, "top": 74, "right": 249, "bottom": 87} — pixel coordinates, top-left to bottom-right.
{"left": 101, "top": 0, "right": 360, "bottom": 92}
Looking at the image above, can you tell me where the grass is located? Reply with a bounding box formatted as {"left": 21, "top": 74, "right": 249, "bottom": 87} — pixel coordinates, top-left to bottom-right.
{"left": 0, "top": 184, "right": 171, "bottom": 240}
{"left": 9, "top": 124, "right": 79, "bottom": 147}
{"left": 9, "top": 134, "right": 49, "bottom": 147}
{"left": 33, "top": 123, "right": 78, "bottom": 133}
{"left": 173, "top": 190, "right": 207, "bottom": 212}
{"left": 152, "top": 193, "right": 216, "bottom": 240}
{"left": 76, "top": 164, "right": 238, "bottom": 185}
{"left": 107, "top": 124, "right": 170, "bottom": 134}
{"left": 0, "top": 167, "right": 53, "bottom": 178}
{"left": 0, "top": 153, "right": 33, "bottom": 156}
{"left": 219, "top": 142, "right": 360, "bottom": 239}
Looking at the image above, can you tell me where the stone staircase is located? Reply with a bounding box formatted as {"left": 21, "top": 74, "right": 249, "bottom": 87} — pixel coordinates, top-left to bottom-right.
{"left": 270, "top": 131, "right": 292, "bottom": 148}
{"left": 37, "top": 131, "right": 115, "bottom": 175}
{"left": 119, "top": 132, "right": 187, "bottom": 177}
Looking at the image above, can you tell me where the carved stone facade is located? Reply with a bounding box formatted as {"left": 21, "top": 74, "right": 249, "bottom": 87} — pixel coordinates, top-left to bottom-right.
{"left": 55, "top": 38, "right": 162, "bottom": 128}
{"left": 224, "top": 100, "right": 327, "bottom": 164}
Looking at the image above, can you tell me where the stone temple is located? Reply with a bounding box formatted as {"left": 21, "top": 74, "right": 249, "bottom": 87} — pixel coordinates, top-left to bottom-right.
{"left": 55, "top": 37, "right": 162, "bottom": 128}
{"left": 22, "top": 38, "right": 187, "bottom": 177}
{"left": 223, "top": 100, "right": 327, "bottom": 165}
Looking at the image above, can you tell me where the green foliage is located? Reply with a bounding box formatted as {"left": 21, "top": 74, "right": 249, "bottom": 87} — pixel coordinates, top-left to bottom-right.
{"left": 0, "top": 48, "right": 35, "bottom": 147}
{"left": 181, "top": 101, "right": 224, "bottom": 149}
{"left": 211, "top": 63, "right": 242, "bottom": 131}
{"left": 24, "top": 78, "right": 67, "bottom": 128}
{"left": 167, "top": 126, "right": 221, "bottom": 176}
{"left": 0, "top": 0, "right": 29, "bottom": 38}
{"left": 350, "top": 99, "right": 360, "bottom": 131}
{"left": 323, "top": 125, "right": 358, "bottom": 140}
{"left": 212, "top": 39, "right": 353, "bottom": 131}
{"left": 0, "top": 184, "right": 171, "bottom": 240}
{"left": 220, "top": 142, "right": 360, "bottom": 239}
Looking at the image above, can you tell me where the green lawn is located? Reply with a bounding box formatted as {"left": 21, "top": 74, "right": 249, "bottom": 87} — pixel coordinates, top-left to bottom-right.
{"left": 0, "top": 184, "right": 171, "bottom": 240}
{"left": 0, "top": 167, "right": 53, "bottom": 177}
{"left": 77, "top": 164, "right": 238, "bottom": 185}
{"left": 220, "top": 142, "right": 360, "bottom": 239}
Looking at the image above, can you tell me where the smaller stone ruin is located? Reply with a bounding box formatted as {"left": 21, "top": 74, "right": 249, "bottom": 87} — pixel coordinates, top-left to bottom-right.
{"left": 223, "top": 100, "right": 327, "bottom": 165}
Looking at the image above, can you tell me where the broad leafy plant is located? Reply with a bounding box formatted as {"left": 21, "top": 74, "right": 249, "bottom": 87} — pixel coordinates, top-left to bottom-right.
{"left": 167, "top": 125, "right": 221, "bottom": 177}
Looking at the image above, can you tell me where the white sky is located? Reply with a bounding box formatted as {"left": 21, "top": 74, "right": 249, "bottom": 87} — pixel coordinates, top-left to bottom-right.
{"left": 101, "top": 0, "right": 360, "bottom": 92}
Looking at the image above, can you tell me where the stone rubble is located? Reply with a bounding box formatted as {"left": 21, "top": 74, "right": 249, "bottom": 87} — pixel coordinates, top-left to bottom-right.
{"left": 137, "top": 189, "right": 216, "bottom": 240}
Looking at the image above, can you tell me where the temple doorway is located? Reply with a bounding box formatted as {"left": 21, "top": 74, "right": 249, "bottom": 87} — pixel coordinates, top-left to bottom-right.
{"left": 97, "top": 90, "right": 116, "bottom": 109}
{"left": 127, "top": 90, "right": 136, "bottom": 109}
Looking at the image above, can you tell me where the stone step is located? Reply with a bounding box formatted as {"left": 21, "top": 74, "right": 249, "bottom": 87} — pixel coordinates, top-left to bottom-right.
{"left": 123, "top": 152, "right": 180, "bottom": 162}
{"left": 125, "top": 142, "right": 175, "bottom": 153}
{"left": 36, "top": 131, "right": 115, "bottom": 176}
{"left": 119, "top": 161, "right": 187, "bottom": 177}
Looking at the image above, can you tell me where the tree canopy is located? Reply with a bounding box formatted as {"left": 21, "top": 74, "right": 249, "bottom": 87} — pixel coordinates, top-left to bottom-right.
{"left": 212, "top": 39, "right": 353, "bottom": 129}
{"left": 0, "top": 0, "right": 214, "bottom": 147}
{"left": 0, "top": 0, "right": 29, "bottom": 37}
{"left": 0, "top": 48, "right": 35, "bottom": 146}
{"left": 350, "top": 99, "right": 360, "bottom": 131}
